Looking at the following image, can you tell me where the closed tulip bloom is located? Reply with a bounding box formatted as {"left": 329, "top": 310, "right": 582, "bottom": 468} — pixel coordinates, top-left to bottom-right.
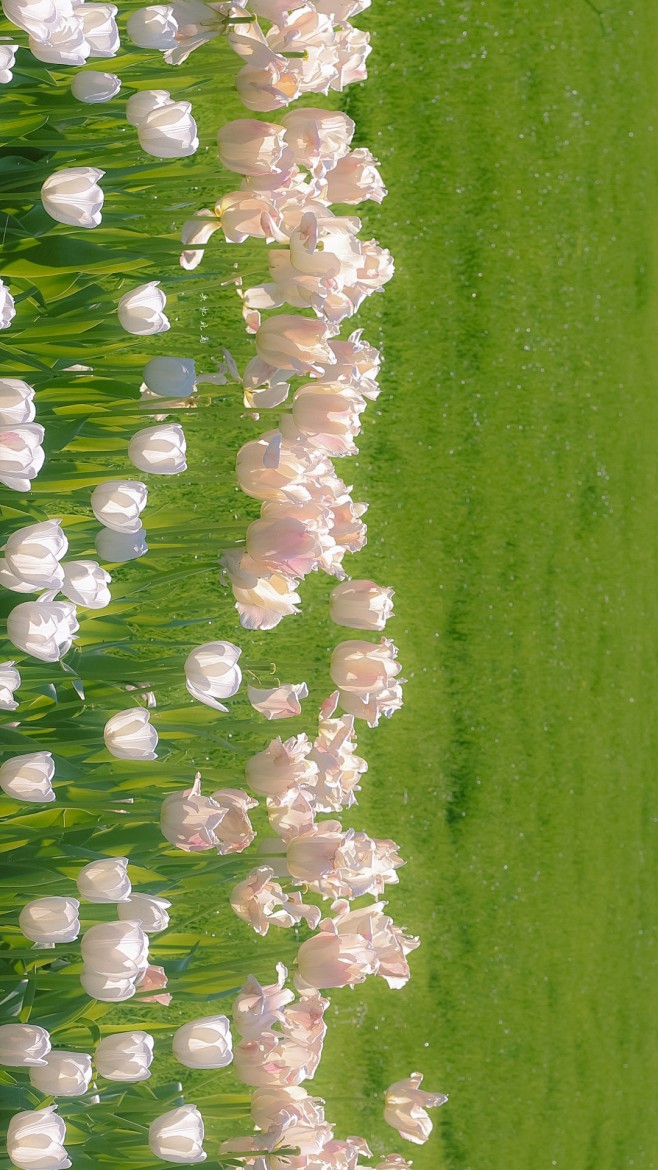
{"left": 138, "top": 101, "right": 198, "bottom": 159}
{"left": 1, "top": 277, "right": 16, "bottom": 329}
{"left": 329, "top": 580, "right": 394, "bottom": 631}
{"left": 143, "top": 356, "right": 196, "bottom": 398}
{"left": 4, "top": 519, "right": 68, "bottom": 589}
{"left": 245, "top": 733, "right": 317, "bottom": 797}
{"left": 61, "top": 560, "right": 111, "bottom": 609}
{"left": 41, "top": 167, "right": 104, "bottom": 229}
{"left": 19, "top": 897, "right": 80, "bottom": 946}
{"left": 104, "top": 708, "right": 158, "bottom": 760}
{"left": 330, "top": 637, "right": 402, "bottom": 693}
{"left": 280, "top": 108, "right": 354, "bottom": 171}
{"left": 288, "top": 382, "right": 366, "bottom": 455}
{"left": 149, "top": 1105, "right": 206, "bottom": 1164}
{"left": 0, "top": 751, "right": 55, "bottom": 803}
{"left": 0, "top": 422, "right": 44, "bottom": 491}
{"left": 29, "top": 1051, "right": 92, "bottom": 1098}
{"left": 81, "top": 920, "right": 149, "bottom": 978}
{"left": 7, "top": 599, "right": 78, "bottom": 662}
{"left": 0, "top": 660, "right": 20, "bottom": 711}
{"left": 256, "top": 315, "right": 336, "bottom": 375}
{"left": 323, "top": 147, "right": 386, "bottom": 205}
{"left": 384, "top": 1073, "right": 448, "bottom": 1145}
{"left": 0, "top": 1024, "right": 51, "bottom": 1068}
{"left": 172, "top": 1016, "right": 232, "bottom": 1069}
{"left": 0, "top": 45, "right": 18, "bottom": 83}
{"left": 95, "top": 1031, "right": 154, "bottom": 1081}
{"left": 91, "top": 480, "right": 148, "bottom": 533}
{"left": 295, "top": 922, "right": 376, "bottom": 990}
{"left": 71, "top": 69, "right": 121, "bottom": 103}
{"left": 160, "top": 774, "right": 224, "bottom": 852}
{"left": 0, "top": 378, "right": 35, "bottom": 424}
{"left": 95, "top": 526, "right": 148, "bottom": 563}
{"left": 248, "top": 682, "right": 308, "bottom": 721}
{"left": 217, "top": 118, "right": 293, "bottom": 178}
{"left": 78, "top": 1, "right": 119, "bottom": 55}
{"left": 76, "top": 857, "right": 131, "bottom": 903}
{"left": 125, "top": 88, "right": 172, "bottom": 127}
{"left": 184, "top": 640, "right": 242, "bottom": 711}
{"left": 117, "top": 893, "right": 171, "bottom": 934}
{"left": 6, "top": 1106, "right": 70, "bottom": 1170}
{"left": 235, "top": 60, "right": 300, "bottom": 112}
{"left": 118, "top": 282, "right": 170, "bottom": 336}
{"left": 80, "top": 969, "right": 137, "bottom": 1002}
{"left": 127, "top": 5, "right": 178, "bottom": 49}
{"left": 128, "top": 424, "right": 186, "bottom": 474}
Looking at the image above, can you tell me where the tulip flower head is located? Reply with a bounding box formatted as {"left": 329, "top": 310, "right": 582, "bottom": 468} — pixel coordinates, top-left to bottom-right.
{"left": 138, "top": 100, "right": 199, "bottom": 159}
{"left": 104, "top": 708, "right": 158, "bottom": 760}
{"left": 0, "top": 660, "right": 20, "bottom": 711}
{"left": 149, "top": 1104, "right": 206, "bottom": 1164}
{"left": 0, "top": 45, "right": 18, "bottom": 84}
{"left": 19, "top": 897, "right": 80, "bottom": 946}
{"left": 0, "top": 278, "right": 16, "bottom": 330}
{"left": 0, "top": 751, "right": 55, "bottom": 803}
{"left": 0, "top": 422, "right": 45, "bottom": 491}
{"left": 231, "top": 865, "right": 321, "bottom": 936}
{"left": 76, "top": 856, "right": 131, "bottom": 903}
{"left": 3, "top": 520, "right": 68, "bottom": 589}
{"left": 0, "top": 378, "right": 36, "bottom": 425}
{"left": 384, "top": 1073, "right": 448, "bottom": 1145}
{"left": 128, "top": 424, "right": 186, "bottom": 475}
{"left": 7, "top": 598, "right": 79, "bottom": 662}
{"left": 184, "top": 640, "right": 242, "bottom": 711}
{"left": 41, "top": 167, "right": 105, "bottom": 228}
{"left": 71, "top": 69, "right": 121, "bottom": 103}
{"left": 329, "top": 580, "right": 394, "bottom": 631}
{"left": 160, "top": 774, "right": 224, "bottom": 852}
{"left": 117, "top": 893, "right": 171, "bottom": 934}
{"left": 0, "top": 1023, "right": 51, "bottom": 1068}
{"left": 91, "top": 480, "right": 148, "bottom": 533}
{"left": 61, "top": 560, "right": 111, "bottom": 609}
{"left": 29, "top": 1051, "right": 93, "bottom": 1097}
{"left": 118, "top": 282, "right": 170, "bottom": 336}
{"left": 172, "top": 1015, "right": 233, "bottom": 1069}
{"left": 6, "top": 1106, "right": 70, "bottom": 1170}
{"left": 81, "top": 920, "right": 149, "bottom": 978}
{"left": 95, "top": 1031, "right": 154, "bottom": 1082}
{"left": 248, "top": 682, "right": 309, "bottom": 720}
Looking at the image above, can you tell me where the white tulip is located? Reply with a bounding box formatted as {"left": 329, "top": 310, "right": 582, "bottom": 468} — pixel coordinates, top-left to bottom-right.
{"left": 118, "top": 282, "right": 170, "bottom": 336}
{"left": 80, "top": 969, "right": 137, "bottom": 1002}
{"left": 29, "top": 1051, "right": 93, "bottom": 1097}
{"left": 19, "top": 897, "right": 80, "bottom": 945}
{"left": 78, "top": 2, "right": 119, "bottom": 56}
{"left": 1, "top": 277, "right": 16, "bottom": 329}
{"left": 248, "top": 682, "right": 308, "bottom": 720}
{"left": 95, "top": 526, "right": 148, "bottom": 563}
{"left": 117, "top": 893, "right": 171, "bottom": 934}
{"left": 61, "top": 560, "right": 111, "bottom": 609}
{"left": 128, "top": 424, "right": 186, "bottom": 475}
{"left": 127, "top": 6, "right": 178, "bottom": 49}
{"left": 28, "top": 17, "right": 90, "bottom": 66}
{"left": 0, "top": 660, "right": 20, "bottom": 711}
{"left": 6, "top": 1106, "right": 70, "bottom": 1170}
{"left": 3, "top": 520, "right": 68, "bottom": 589}
{"left": 104, "top": 708, "right": 158, "bottom": 760}
{"left": 0, "top": 751, "right": 55, "bottom": 803}
{"left": 0, "top": 378, "right": 35, "bottom": 424}
{"left": 7, "top": 599, "right": 78, "bottom": 662}
{"left": 76, "top": 857, "right": 131, "bottom": 903}
{"left": 91, "top": 480, "right": 148, "bottom": 533}
{"left": 0, "top": 45, "right": 18, "bottom": 84}
{"left": 142, "top": 356, "right": 196, "bottom": 398}
{"left": 149, "top": 1105, "right": 206, "bottom": 1164}
{"left": 3, "top": 0, "right": 60, "bottom": 39}
{"left": 41, "top": 167, "right": 105, "bottom": 229}
{"left": 0, "top": 558, "right": 41, "bottom": 592}
{"left": 138, "top": 102, "right": 199, "bottom": 159}
{"left": 125, "top": 88, "right": 171, "bottom": 127}
{"left": 0, "top": 422, "right": 44, "bottom": 491}
{"left": 71, "top": 69, "right": 121, "bottom": 103}
{"left": 0, "top": 1024, "right": 51, "bottom": 1068}
{"left": 81, "top": 920, "right": 149, "bottom": 977}
{"left": 184, "top": 641, "right": 242, "bottom": 712}
{"left": 94, "top": 1031, "right": 154, "bottom": 1081}
{"left": 172, "top": 1016, "right": 232, "bottom": 1070}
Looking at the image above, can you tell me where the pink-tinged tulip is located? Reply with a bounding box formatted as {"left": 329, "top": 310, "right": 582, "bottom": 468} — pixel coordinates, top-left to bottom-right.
{"left": 287, "top": 381, "right": 366, "bottom": 455}
{"left": 323, "top": 329, "right": 381, "bottom": 392}
{"left": 330, "top": 637, "right": 403, "bottom": 726}
{"left": 6, "top": 1106, "right": 70, "bottom": 1170}
{"left": 222, "top": 550, "right": 301, "bottom": 631}
{"left": 0, "top": 751, "right": 55, "bottom": 803}
{"left": 308, "top": 703, "right": 367, "bottom": 812}
{"left": 294, "top": 919, "right": 376, "bottom": 990}
{"left": 230, "top": 865, "right": 321, "bottom": 935}
{"left": 267, "top": 3, "right": 333, "bottom": 53}
{"left": 20, "top": 897, "right": 80, "bottom": 946}
{"left": 160, "top": 774, "right": 224, "bottom": 852}
{"left": 248, "top": 681, "right": 308, "bottom": 721}
{"left": 217, "top": 119, "right": 293, "bottom": 179}
{"left": 126, "top": 88, "right": 172, "bottom": 126}
{"left": 94, "top": 1031, "right": 154, "bottom": 1082}
{"left": 255, "top": 314, "right": 336, "bottom": 375}
{"left": 236, "top": 430, "right": 327, "bottom": 503}
{"left": 149, "top": 1104, "right": 205, "bottom": 1163}
{"left": 137, "top": 964, "right": 172, "bottom": 1005}
{"left": 29, "top": 1051, "right": 93, "bottom": 1097}
{"left": 104, "top": 708, "right": 158, "bottom": 760}
{"left": 0, "top": 423, "right": 44, "bottom": 491}
{"left": 384, "top": 1073, "right": 448, "bottom": 1145}
{"left": 277, "top": 988, "right": 328, "bottom": 1078}
{"left": 323, "top": 147, "right": 386, "bottom": 205}
{"left": 286, "top": 822, "right": 404, "bottom": 899}
{"left": 118, "top": 893, "right": 171, "bottom": 934}
{"left": 245, "top": 515, "right": 327, "bottom": 577}
{"left": 184, "top": 641, "right": 241, "bottom": 711}
{"left": 0, "top": 660, "right": 20, "bottom": 711}
{"left": 375, "top": 1157, "right": 414, "bottom": 1170}
{"left": 128, "top": 423, "right": 186, "bottom": 475}
{"left": 245, "top": 733, "right": 316, "bottom": 797}
{"left": 76, "top": 856, "right": 131, "bottom": 903}
{"left": 329, "top": 580, "right": 394, "bottom": 631}
{"left": 165, "top": 0, "right": 227, "bottom": 65}
{"left": 71, "top": 69, "right": 121, "bottom": 103}
{"left": 250, "top": 1084, "right": 328, "bottom": 1138}
{"left": 61, "top": 560, "right": 111, "bottom": 609}
{"left": 280, "top": 107, "right": 354, "bottom": 172}
{"left": 0, "top": 1023, "right": 51, "bottom": 1068}
{"left": 209, "top": 787, "right": 257, "bottom": 855}
{"left": 266, "top": 783, "right": 316, "bottom": 842}
{"left": 138, "top": 101, "right": 199, "bottom": 159}
{"left": 118, "top": 282, "right": 169, "bottom": 336}
{"left": 0, "top": 378, "right": 35, "bottom": 425}
{"left": 7, "top": 599, "right": 78, "bottom": 662}
{"left": 233, "top": 1032, "right": 308, "bottom": 1088}
{"left": 179, "top": 209, "right": 221, "bottom": 270}
{"left": 329, "top": 494, "right": 368, "bottom": 554}
{"left": 331, "top": 22, "right": 371, "bottom": 90}
{"left": 232, "top": 967, "right": 293, "bottom": 1040}
{"left": 172, "top": 1016, "right": 232, "bottom": 1069}
{"left": 235, "top": 58, "right": 300, "bottom": 112}
{"left": 91, "top": 480, "right": 148, "bottom": 533}
{"left": 215, "top": 191, "right": 277, "bottom": 245}
{"left": 331, "top": 899, "right": 419, "bottom": 989}
{"left": 81, "top": 921, "right": 149, "bottom": 978}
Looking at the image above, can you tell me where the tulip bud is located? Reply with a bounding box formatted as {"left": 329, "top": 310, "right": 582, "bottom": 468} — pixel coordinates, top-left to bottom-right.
{"left": 29, "top": 1051, "right": 93, "bottom": 1097}
{"left": 61, "top": 560, "right": 111, "bottom": 609}
{"left": 329, "top": 580, "right": 394, "bottom": 631}
{"left": 4, "top": 519, "right": 68, "bottom": 589}
{"left": 127, "top": 6, "right": 178, "bottom": 49}
{"left": 118, "top": 282, "right": 170, "bottom": 336}
{"left": 149, "top": 1104, "right": 206, "bottom": 1164}
{"left": 184, "top": 641, "right": 242, "bottom": 711}
{"left": 0, "top": 751, "right": 55, "bottom": 803}
{"left": 128, "top": 424, "right": 186, "bottom": 475}
{"left": 7, "top": 1106, "right": 70, "bottom": 1170}
{"left": 125, "top": 88, "right": 172, "bottom": 126}
{"left": 7, "top": 599, "right": 79, "bottom": 662}
{"left": 94, "top": 1031, "right": 154, "bottom": 1082}
{"left": 1, "top": 422, "right": 45, "bottom": 491}
{"left": 0, "top": 378, "right": 35, "bottom": 424}
{"left": 80, "top": 969, "right": 137, "bottom": 1002}
{"left": 117, "top": 893, "right": 170, "bottom": 934}
{"left": 91, "top": 480, "right": 148, "bottom": 533}
{"left": 95, "top": 526, "right": 148, "bottom": 563}
{"left": 172, "top": 1016, "right": 232, "bottom": 1070}
{"left": 81, "top": 920, "right": 149, "bottom": 978}
{"left": 0, "top": 1023, "right": 51, "bottom": 1068}
{"left": 248, "top": 682, "right": 308, "bottom": 721}
{"left": 76, "top": 857, "right": 131, "bottom": 903}
{"left": 71, "top": 70, "right": 121, "bottom": 103}
{"left": 19, "top": 897, "right": 80, "bottom": 945}
{"left": 0, "top": 660, "right": 20, "bottom": 711}
{"left": 41, "top": 168, "right": 105, "bottom": 229}
{"left": 0, "top": 277, "right": 16, "bottom": 329}
{"left": 138, "top": 102, "right": 199, "bottom": 159}
{"left": 104, "top": 708, "right": 158, "bottom": 760}
{"left": 143, "top": 357, "right": 196, "bottom": 398}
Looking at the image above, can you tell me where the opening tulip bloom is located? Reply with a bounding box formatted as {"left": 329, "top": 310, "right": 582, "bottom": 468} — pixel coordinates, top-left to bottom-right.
{"left": 0, "top": 277, "right": 16, "bottom": 329}
{"left": 118, "top": 281, "right": 170, "bottom": 336}
{"left": 6, "top": 1106, "right": 70, "bottom": 1170}
{"left": 143, "top": 356, "right": 196, "bottom": 398}
{"left": 61, "top": 560, "right": 111, "bottom": 609}
{"left": 230, "top": 865, "right": 321, "bottom": 935}
{"left": 19, "top": 897, "right": 80, "bottom": 946}
{"left": 29, "top": 1051, "right": 93, "bottom": 1097}
{"left": 172, "top": 1016, "right": 233, "bottom": 1069}
{"left": 322, "top": 147, "right": 387, "bottom": 204}
{"left": 160, "top": 774, "right": 225, "bottom": 852}
{"left": 128, "top": 424, "right": 187, "bottom": 475}
{"left": 7, "top": 598, "right": 79, "bottom": 662}
{"left": 91, "top": 480, "right": 148, "bottom": 533}
{"left": 245, "top": 733, "right": 317, "bottom": 797}
{"left": 0, "top": 1024, "right": 51, "bottom": 1068}
{"left": 0, "top": 751, "right": 55, "bottom": 803}
{"left": 70, "top": 69, "right": 121, "bottom": 103}
{"left": 248, "top": 682, "right": 308, "bottom": 720}
{"left": 127, "top": 6, "right": 178, "bottom": 49}
{"left": 0, "top": 378, "right": 36, "bottom": 424}
{"left": 149, "top": 1105, "right": 206, "bottom": 1164}
{"left": 117, "top": 892, "right": 171, "bottom": 933}
{"left": 280, "top": 107, "right": 355, "bottom": 172}
{"left": 184, "top": 640, "right": 242, "bottom": 711}
{"left": 384, "top": 1073, "right": 448, "bottom": 1145}
{"left": 0, "top": 422, "right": 45, "bottom": 491}
{"left": 232, "top": 968, "right": 294, "bottom": 1041}
{"left": 138, "top": 101, "right": 199, "bottom": 159}
{"left": 0, "top": 660, "right": 20, "bottom": 711}
{"left": 76, "top": 857, "right": 131, "bottom": 903}
{"left": 94, "top": 1031, "right": 154, "bottom": 1082}
{"left": 104, "top": 708, "right": 158, "bottom": 760}
{"left": 41, "top": 167, "right": 105, "bottom": 228}
{"left": 3, "top": 519, "right": 68, "bottom": 589}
